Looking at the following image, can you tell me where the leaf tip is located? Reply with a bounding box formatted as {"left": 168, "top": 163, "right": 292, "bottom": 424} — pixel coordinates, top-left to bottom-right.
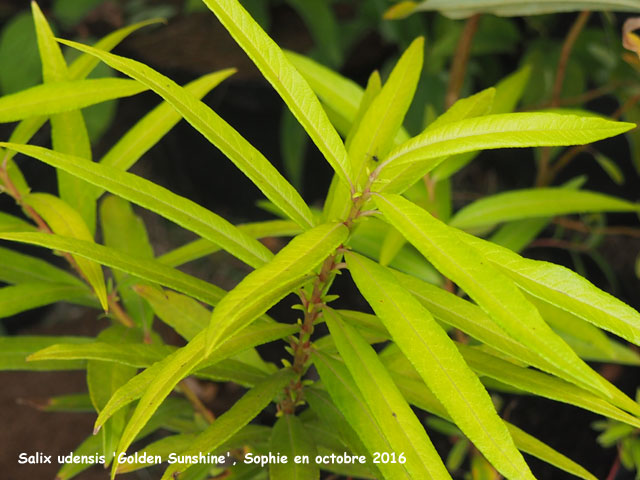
{"left": 383, "top": 1, "right": 418, "bottom": 20}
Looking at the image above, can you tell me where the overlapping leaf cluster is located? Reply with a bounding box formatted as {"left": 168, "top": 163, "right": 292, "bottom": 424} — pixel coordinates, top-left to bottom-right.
{"left": 1, "top": 1, "right": 640, "bottom": 479}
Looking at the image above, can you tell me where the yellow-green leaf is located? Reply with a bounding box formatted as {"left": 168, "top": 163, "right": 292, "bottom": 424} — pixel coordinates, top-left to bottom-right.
{"left": 96, "top": 70, "right": 235, "bottom": 195}
{"left": 200, "top": 0, "right": 352, "bottom": 188}
{"left": 345, "top": 254, "right": 534, "bottom": 480}
{"left": 160, "top": 368, "right": 294, "bottom": 479}
{"left": 33, "top": 1, "right": 95, "bottom": 233}
{"left": 0, "top": 335, "right": 91, "bottom": 371}
{"left": 0, "top": 231, "right": 225, "bottom": 306}
{"left": 0, "top": 245, "right": 84, "bottom": 286}
{"left": 312, "top": 350, "right": 412, "bottom": 480}
{"left": 450, "top": 188, "right": 640, "bottom": 230}
{"left": 157, "top": 219, "right": 301, "bottom": 268}
{"left": 375, "top": 193, "right": 611, "bottom": 399}
{"left": 324, "top": 308, "right": 453, "bottom": 479}
{"left": 270, "top": 414, "right": 320, "bottom": 480}
{"left": 393, "top": 371, "right": 598, "bottom": 480}
{"left": 100, "top": 195, "right": 155, "bottom": 328}
{"left": 0, "top": 282, "right": 95, "bottom": 319}
{"left": 23, "top": 193, "right": 107, "bottom": 310}
{"left": 375, "top": 113, "right": 635, "bottom": 194}
{"left": 57, "top": 38, "right": 315, "bottom": 230}
{"left": 325, "top": 38, "right": 424, "bottom": 222}
{"left": 205, "top": 222, "right": 348, "bottom": 355}
{"left": 0, "top": 143, "right": 273, "bottom": 268}
{"left": 0, "top": 79, "right": 146, "bottom": 123}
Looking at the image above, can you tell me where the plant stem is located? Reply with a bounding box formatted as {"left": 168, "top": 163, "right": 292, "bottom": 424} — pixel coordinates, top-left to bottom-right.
{"left": 279, "top": 174, "right": 377, "bottom": 414}
{"left": 179, "top": 379, "right": 215, "bottom": 424}
{"left": 536, "top": 10, "right": 591, "bottom": 187}
{"left": 553, "top": 217, "right": 640, "bottom": 239}
{"left": 552, "top": 11, "right": 592, "bottom": 106}
{"left": 528, "top": 238, "right": 590, "bottom": 252}
{"left": 605, "top": 449, "right": 620, "bottom": 480}
{"left": 445, "top": 14, "right": 481, "bottom": 109}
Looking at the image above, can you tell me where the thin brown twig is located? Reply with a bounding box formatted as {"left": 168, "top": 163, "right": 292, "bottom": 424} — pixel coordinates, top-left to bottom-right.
{"left": 528, "top": 238, "right": 590, "bottom": 252}
{"left": 553, "top": 217, "right": 640, "bottom": 239}
{"left": 445, "top": 14, "right": 481, "bottom": 109}
{"left": 536, "top": 11, "right": 591, "bottom": 187}
{"left": 179, "top": 379, "right": 215, "bottom": 424}
{"left": 552, "top": 11, "right": 592, "bottom": 106}
{"left": 605, "top": 449, "right": 620, "bottom": 480}
{"left": 525, "top": 81, "right": 632, "bottom": 111}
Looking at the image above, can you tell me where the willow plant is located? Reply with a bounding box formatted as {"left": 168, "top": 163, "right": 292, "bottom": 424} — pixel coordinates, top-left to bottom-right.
{"left": 1, "top": 1, "right": 640, "bottom": 479}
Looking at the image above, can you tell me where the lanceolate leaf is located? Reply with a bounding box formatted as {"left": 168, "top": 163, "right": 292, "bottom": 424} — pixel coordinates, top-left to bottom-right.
{"left": 68, "top": 19, "right": 163, "bottom": 79}
{"left": 23, "top": 193, "right": 108, "bottom": 310}
{"left": 0, "top": 212, "right": 36, "bottom": 233}
{"left": 32, "top": 1, "right": 96, "bottom": 233}
{"left": 135, "top": 286, "right": 208, "bottom": 340}
{"left": 450, "top": 188, "right": 640, "bottom": 230}
{"left": 456, "top": 344, "right": 640, "bottom": 429}
{"left": 96, "top": 70, "right": 235, "bottom": 196}
{"left": 110, "top": 334, "right": 206, "bottom": 479}
{"left": 323, "top": 308, "right": 453, "bottom": 479}
{"left": 458, "top": 230, "right": 640, "bottom": 350}
{"left": 160, "top": 369, "right": 294, "bottom": 480}
{"left": 29, "top": 341, "right": 175, "bottom": 367}
{"left": 427, "top": 88, "right": 496, "bottom": 132}
{"left": 93, "top": 319, "right": 296, "bottom": 438}
{"left": 345, "top": 70, "right": 382, "bottom": 150}
{"left": 375, "top": 193, "right": 611, "bottom": 398}
{"left": 345, "top": 254, "right": 534, "bottom": 480}
{"left": 57, "top": 39, "right": 315, "bottom": 231}
{"left": 0, "top": 232, "right": 225, "bottom": 306}
{"left": 199, "top": 0, "right": 353, "bottom": 188}
{"left": 0, "top": 282, "right": 95, "bottom": 319}
{"left": 27, "top": 340, "right": 268, "bottom": 387}
{"left": 87, "top": 326, "right": 138, "bottom": 467}
{"left": 284, "top": 50, "right": 363, "bottom": 133}
{"left": 350, "top": 35, "right": 422, "bottom": 165}
{"left": 0, "top": 18, "right": 160, "bottom": 190}
{"left": 375, "top": 113, "right": 635, "bottom": 193}
{"left": 394, "top": 373, "right": 598, "bottom": 480}
{"left": 387, "top": 270, "right": 640, "bottom": 419}
{"left": 0, "top": 143, "right": 273, "bottom": 268}
{"left": 157, "top": 219, "right": 301, "bottom": 268}
{"left": 427, "top": 87, "right": 498, "bottom": 182}
{"left": 100, "top": 196, "right": 155, "bottom": 328}
{"left": 205, "top": 222, "right": 348, "bottom": 355}
{"left": 0, "top": 335, "right": 91, "bottom": 371}
{"left": 0, "top": 245, "right": 83, "bottom": 286}
{"left": 312, "top": 351, "right": 414, "bottom": 480}
{"left": 0, "top": 79, "right": 146, "bottom": 123}
{"left": 270, "top": 414, "right": 320, "bottom": 480}
{"left": 325, "top": 37, "right": 424, "bottom": 222}
{"left": 404, "top": 0, "right": 640, "bottom": 19}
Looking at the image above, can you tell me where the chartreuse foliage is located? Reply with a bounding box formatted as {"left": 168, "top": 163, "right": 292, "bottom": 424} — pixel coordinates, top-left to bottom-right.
{"left": 1, "top": 2, "right": 640, "bottom": 480}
